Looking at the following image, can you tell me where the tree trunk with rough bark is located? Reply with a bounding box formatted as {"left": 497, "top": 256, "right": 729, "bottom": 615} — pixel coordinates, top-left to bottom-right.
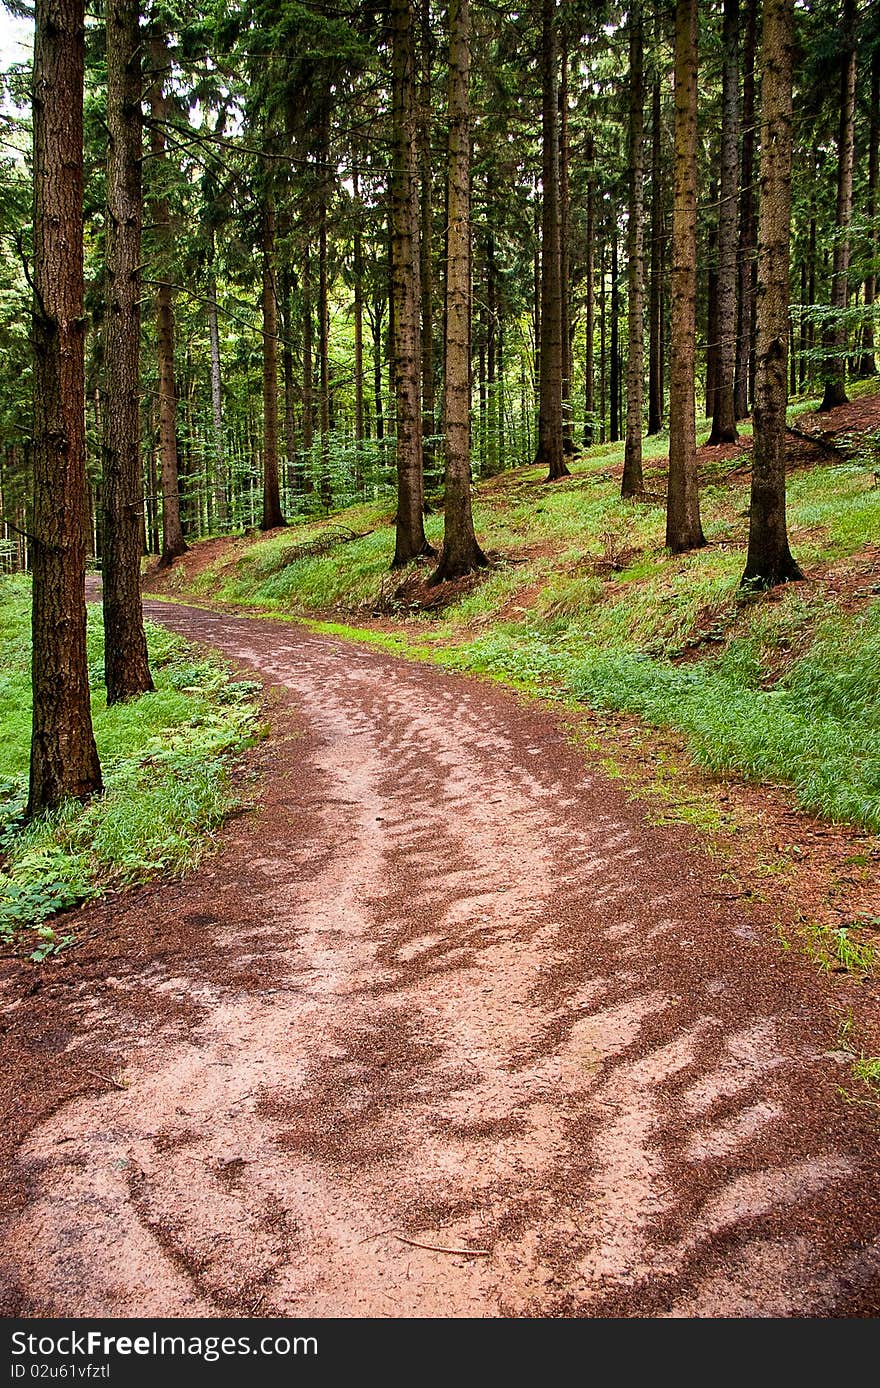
{"left": 28, "top": 0, "right": 103, "bottom": 814}
{"left": 302, "top": 242, "right": 314, "bottom": 458}
{"left": 390, "top": 0, "right": 432, "bottom": 564}
{"left": 710, "top": 0, "right": 739, "bottom": 442}
{"left": 419, "top": 0, "right": 436, "bottom": 469}
{"left": 820, "top": 0, "right": 857, "bottom": 410}
{"left": 318, "top": 186, "right": 331, "bottom": 508}
{"left": 534, "top": 0, "right": 569, "bottom": 479}
{"left": 433, "top": 0, "right": 485, "bottom": 583}
{"left": 623, "top": 3, "right": 645, "bottom": 497}
{"left": 147, "top": 29, "right": 186, "bottom": 568}
{"left": 261, "top": 201, "right": 285, "bottom": 530}
{"left": 584, "top": 133, "right": 595, "bottom": 446}
{"left": 666, "top": 0, "right": 705, "bottom": 552}
{"left": 102, "top": 0, "right": 153, "bottom": 704}
{"left": 648, "top": 66, "right": 663, "bottom": 435}
{"left": 352, "top": 166, "right": 365, "bottom": 457}
{"left": 743, "top": 0, "right": 802, "bottom": 587}
{"left": 859, "top": 53, "right": 878, "bottom": 376}
{"left": 560, "top": 46, "right": 574, "bottom": 456}
{"left": 610, "top": 218, "right": 620, "bottom": 443}
{"left": 207, "top": 277, "right": 228, "bottom": 527}
{"left": 735, "top": 0, "right": 757, "bottom": 419}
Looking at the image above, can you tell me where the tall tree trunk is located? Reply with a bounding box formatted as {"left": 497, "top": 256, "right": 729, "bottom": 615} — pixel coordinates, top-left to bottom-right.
{"left": 433, "top": 0, "right": 485, "bottom": 582}
{"left": 859, "top": 52, "right": 878, "bottom": 376}
{"left": 743, "top": 0, "right": 802, "bottom": 586}
{"left": 370, "top": 298, "right": 385, "bottom": 441}
{"left": 820, "top": 0, "right": 857, "bottom": 410}
{"left": 534, "top": 0, "right": 569, "bottom": 479}
{"left": 28, "top": 0, "right": 102, "bottom": 813}
{"left": 560, "top": 45, "right": 574, "bottom": 455}
{"left": 610, "top": 217, "right": 620, "bottom": 443}
{"left": 666, "top": 0, "right": 705, "bottom": 552}
{"left": 622, "top": 3, "right": 645, "bottom": 497}
{"left": 352, "top": 166, "right": 365, "bottom": 459}
{"left": 419, "top": 0, "right": 436, "bottom": 468}
{"left": 710, "top": 0, "right": 740, "bottom": 442}
{"left": 486, "top": 227, "right": 499, "bottom": 473}
{"left": 584, "top": 133, "right": 595, "bottom": 446}
{"left": 318, "top": 185, "right": 331, "bottom": 506}
{"left": 147, "top": 29, "right": 186, "bottom": 567}
{"left": 648, "top": 66, "right": 663, "bottom": 434}
{"left": 390, "top": 0, "right": 432, "bottom": 564}
{"left": 735, "top": 0, "right": 757, "bottom": 418}
{"left": 599, "top": 233, "right": 607, "bottom": 441}
{"left": 102, "top": 0, "right": 153, "bottom": 704}
{"left": 261, "top": 200, "right": 284, "bottom": 529}
{"left": 207, "top": 276, "right": 228, "bottom": 527}
{"left": 705, "top": 203, "right": 719, "bottom": 417}
{"left": 302, "top": 241, "right": 314, "bottom": 456}
{"left": 280, "top": 268, "right": 297, "bottom": 491}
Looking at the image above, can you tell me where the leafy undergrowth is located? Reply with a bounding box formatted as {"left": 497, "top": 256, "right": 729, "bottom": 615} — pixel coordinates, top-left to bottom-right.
{"left": 146, "top": 384, "right": 880, "bottom": 833}
{"left": 0, "top": 576, "right": 262, "bottom": 958}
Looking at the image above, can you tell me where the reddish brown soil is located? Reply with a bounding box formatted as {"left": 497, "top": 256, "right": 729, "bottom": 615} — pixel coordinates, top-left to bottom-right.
{"left": 2, "top": 599, "right": 880, "bottom": 1318}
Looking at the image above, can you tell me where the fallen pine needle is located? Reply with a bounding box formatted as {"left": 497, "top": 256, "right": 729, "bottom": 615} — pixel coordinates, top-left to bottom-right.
{"left": 393, "top": 1233, "right": 490, "bottom": 1257}
{"left": 75, "top": 1064, "right": 128, "bottom": 1091}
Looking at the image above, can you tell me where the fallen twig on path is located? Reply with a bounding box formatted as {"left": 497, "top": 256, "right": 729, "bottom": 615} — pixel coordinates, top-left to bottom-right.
{"left": 392, "top": 1233, "right": 491, "bottom": 1256}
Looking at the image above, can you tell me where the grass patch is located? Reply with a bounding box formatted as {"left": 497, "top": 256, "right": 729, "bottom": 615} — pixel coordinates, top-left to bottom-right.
{"left": 0, "top": 575, "right": 262, "bottom": 957}
{"left": 146, "top": 389, "right": 880, "bottom": 833}
{"left": 800, "top": 917, "right": 878, "bottom": 976}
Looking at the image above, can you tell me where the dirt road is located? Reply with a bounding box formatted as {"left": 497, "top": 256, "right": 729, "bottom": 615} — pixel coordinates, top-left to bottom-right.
{"left": 2, "top": 598, "right": 880, "bottom": 1317}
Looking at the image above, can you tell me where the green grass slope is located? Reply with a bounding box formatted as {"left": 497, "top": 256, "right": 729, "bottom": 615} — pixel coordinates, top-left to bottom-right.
{"left": 149, "top": 386, "right": 880, "bottom": 832}
{"left": 0, "top": 576, "right": 262, "bottom": 956}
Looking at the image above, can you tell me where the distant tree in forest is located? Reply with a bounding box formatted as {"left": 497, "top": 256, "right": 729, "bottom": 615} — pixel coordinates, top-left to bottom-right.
{"left": 28, "top": 0, "right": 103, "bottom": 813}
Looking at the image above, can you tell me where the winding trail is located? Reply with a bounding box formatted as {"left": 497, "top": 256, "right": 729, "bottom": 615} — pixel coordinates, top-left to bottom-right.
{"left": 2, "top": 598, "right": 880, "bottom": 1317}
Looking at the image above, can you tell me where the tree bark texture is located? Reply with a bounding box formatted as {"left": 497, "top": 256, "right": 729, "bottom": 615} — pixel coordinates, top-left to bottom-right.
{"left": 534, "top": 0, "right": 569, "bottom": 479}
{"left": 820, "top": 0, "right": 857, "bottom": 410}
{"left": 28, "top": 0, "right": 103, "bottom": 813}
{"left": 559, "top": 46, "right": 574, "bottom": 454}
{"left": 302, "top": 242, "right": 314, "bottom": 455}
{"left": 147, "top": 29, "right": 186, "bottom": 567}
{"left": 710, "top": 0, "right": 740, "bottom": 442}
{"left": 743, "top": 0, "right": 802, "bottom": 586}
{"left": 390, "top": 0, "right": 432, "bottom": 564}
{"left": 666, "top": 0, "right": 705, "bottom": 552}
{"left": 735, "top": 0, "right": 757, "bottom": 418}
{"left": 622, "top": 3, "right": 645, "bottom": 496}
{"left": 433, "top": 0, "right": 485, "bottom": 582}
{"left": 419, "top": 0, "right": 437, "bottom": 467}
{"left": 261, "top": 201, "right": 285, "bottom": 529}
{"left": 648, "top": 68, "right": 663, "bottom": 435}
{"left": 352, "top": 167, "right": 365, "bottom": 449}
{"left": 102, "top": 0, "right": 153, "bottom": 704}
{"left": 859, "top": 52, "right": 878, "bottom": 375}
{"left": 584, "top": 133, "right": 595, "bottom": 446}
{"left": 207, "top": 277, "right": 228, "bottom": 525}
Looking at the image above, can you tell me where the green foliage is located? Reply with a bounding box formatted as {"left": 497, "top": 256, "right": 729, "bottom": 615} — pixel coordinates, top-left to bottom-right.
{"left": 156, "top": 405, "right": 880, "bottom": 834}
{"left": 0, "top": 576, "right": 261, "bottom": 955}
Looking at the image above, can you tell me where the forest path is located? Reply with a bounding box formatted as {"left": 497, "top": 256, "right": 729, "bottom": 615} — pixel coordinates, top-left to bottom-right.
{"left": 2, "top": 597, "right": 880, "bottom": 1317}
